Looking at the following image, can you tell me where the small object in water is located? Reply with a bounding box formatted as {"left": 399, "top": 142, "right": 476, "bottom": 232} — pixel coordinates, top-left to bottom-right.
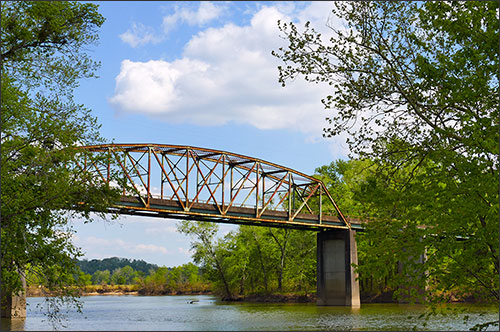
{"left": 188, "top": 300, "right": 199, "bottom": 304}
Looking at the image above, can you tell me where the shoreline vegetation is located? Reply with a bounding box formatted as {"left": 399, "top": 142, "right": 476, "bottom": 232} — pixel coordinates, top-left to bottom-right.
{"left": 26, "top": 285, "right": 316, "bottom": 302}
{"left": 26, "top": 286, "right": 475, "bottom": 304}
{"left": 24, "top": 257, "right": 485, "bottom": 305}
{"left": 26, "top": 285, "right": 212, "bottom": 298}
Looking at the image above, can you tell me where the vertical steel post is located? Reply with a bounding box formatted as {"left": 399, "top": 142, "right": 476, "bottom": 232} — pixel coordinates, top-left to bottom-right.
{"left": 185, "top": 149, "right": 189, "bottom": 210}
{"left": 147, "top": 147, "right": 151, "bottom": 207}
{"left": 288, "top": 173, "right": 292, "bottom": 220}
{"left": 196, "top": 155, "right": 199, "bottom": 203}
{"left": 161, "top": 153, "right": 164, "bottom": 200}
{"left": 122, "top": 152, "right": 126, "bottom": 196}
{"left": 230, "top": 165, "right": 233, "bottom": 201}
{"left": 222, "top": 155, "right": 225, "bottom": 212}
{"left": 262, "top": 170, "right": 265, "bottom": 210}
{"left": 255, "top": 162, "right": 260, "bottom": 217}
{"left": 319, "top": 185, "right": 323, "bottom": 224}
{"left": 107, "top": 148, "right": 110, "bottom": 185}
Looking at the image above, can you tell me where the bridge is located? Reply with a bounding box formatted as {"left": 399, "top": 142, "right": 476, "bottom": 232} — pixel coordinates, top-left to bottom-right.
{"left": 2, "top": 143, "right": 364, "bottom": 319}
{"left": 76, "top": 144, "right": 366, "bottom": 231}
{"left": 75, "top": 143, "right": 362, "bottom": 307}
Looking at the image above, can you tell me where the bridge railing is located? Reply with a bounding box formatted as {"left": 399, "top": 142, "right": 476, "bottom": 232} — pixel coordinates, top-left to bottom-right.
{"left": 75, "top": 144, "right": 355, "bottom": 230}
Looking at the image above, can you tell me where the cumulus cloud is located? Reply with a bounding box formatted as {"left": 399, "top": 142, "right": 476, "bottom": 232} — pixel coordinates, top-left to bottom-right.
{"left": 111, "top": 2, "right": 348, "bottom": 151}
{"left": 119, "top": 2, "right": 224, "bottom": 48}
{"left": 119, "top": 22, "right": 162, "bottom": 48}
{"left": 162, "top": 2, "right": 225, "bottom": 33}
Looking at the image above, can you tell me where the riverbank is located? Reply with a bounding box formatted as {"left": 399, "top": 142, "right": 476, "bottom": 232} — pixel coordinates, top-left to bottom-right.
{"left": 27, "top": 286, "right": 477, "bottom": 305}
{"left": 26, "top": 285, "right": 212, "bottom": 297}
{"left": 231, "top": 293, "right": 316, "bottom": 303}
{"left": 227, "top": 292, "right": 401, "bottom": 303}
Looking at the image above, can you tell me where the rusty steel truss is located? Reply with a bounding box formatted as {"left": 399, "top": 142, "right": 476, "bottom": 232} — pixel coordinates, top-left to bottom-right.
{"left": 76, "top": 144, "right": 363, "bottom": 231}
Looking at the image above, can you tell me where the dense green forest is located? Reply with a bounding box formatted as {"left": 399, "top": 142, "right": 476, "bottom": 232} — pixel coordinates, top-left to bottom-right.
{"left": 27, "top": 260, "right": 209, "bottom": 295}
{"left": 77, "top": 257, "right": 159, "bottom": 275}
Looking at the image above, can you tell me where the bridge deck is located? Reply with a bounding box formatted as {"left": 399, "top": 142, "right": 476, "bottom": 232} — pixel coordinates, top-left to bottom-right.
{"left": 110, "top": 196, "right": 365, "bottom": 231}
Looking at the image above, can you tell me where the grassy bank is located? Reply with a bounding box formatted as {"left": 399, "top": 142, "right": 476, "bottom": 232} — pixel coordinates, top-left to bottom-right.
{"left": 27, "top": 286, "right": 476, "bottom": 305}
{"left": 27, "top": 284, "right": 212, "bottom": 297}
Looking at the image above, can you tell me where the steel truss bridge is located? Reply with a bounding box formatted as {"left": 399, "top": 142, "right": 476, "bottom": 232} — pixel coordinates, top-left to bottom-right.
{"left": 77, "top": 144, "right": 364, "bottom": 231}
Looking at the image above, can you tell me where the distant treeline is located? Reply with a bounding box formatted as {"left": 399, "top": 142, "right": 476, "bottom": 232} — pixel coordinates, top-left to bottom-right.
{"left": 27, "top": 258, "right": 210, "bottom": 295}
{"left": 77, "top": 257, "right": 159, "bottom": 275}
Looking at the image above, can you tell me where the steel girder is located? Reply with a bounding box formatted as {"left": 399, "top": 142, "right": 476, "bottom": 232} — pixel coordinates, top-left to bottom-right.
{"left": 76, "top": 144, "right": 363, "bottom": 231}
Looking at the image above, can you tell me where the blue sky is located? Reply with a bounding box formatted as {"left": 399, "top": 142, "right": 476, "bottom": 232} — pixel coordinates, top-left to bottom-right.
{"left": 71, "top": 1, "right": 350, "bottom": 267}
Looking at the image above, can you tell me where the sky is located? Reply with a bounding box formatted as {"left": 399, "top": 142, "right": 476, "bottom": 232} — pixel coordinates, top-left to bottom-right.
{"left": 70, "top": 1, "right": 351, "bottom": 267}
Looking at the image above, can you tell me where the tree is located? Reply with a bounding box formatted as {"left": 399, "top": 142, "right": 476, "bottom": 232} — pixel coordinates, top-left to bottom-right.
{"left": 267, "top": 228, "right": 289, "bottom": 292}
{"left": 274, "top": 1, "right": 498, "bottom": 328}
{"left": 76, "top": 271, "right": 92, "bottom": 287}
{"left": 141, "top": 267, "right": 169, "bottom": 294}
{"left": 177, "top": 221, "right": 235, "bottom": 300}
{"left": 314, "top": 158, "right": 373, "bottom": 217}
{"left": 180, "top": 262, "right": 201, "bottom": 285}
{"left": 110, "top": 266, "right": 138, "bottom": 285}
{"left": 78, "top": 257, "right": 159, "bottom": 275}
{"left": 91, "top": 270, "right": 111, "bottom": 286}
{"left": 1, "top": 1, "right": 118, "bottom": 322}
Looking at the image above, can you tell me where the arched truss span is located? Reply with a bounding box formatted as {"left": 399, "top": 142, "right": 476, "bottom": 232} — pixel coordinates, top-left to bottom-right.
{"left": 77, "top": 144, "right": 363, "bottom": 231}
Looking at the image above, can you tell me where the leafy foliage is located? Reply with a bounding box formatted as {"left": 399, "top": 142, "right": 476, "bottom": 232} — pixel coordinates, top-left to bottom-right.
{"left": 178, "top": 221, "right": 317, "bottom": 298}
{"left": 1, "top": 1, "right": 118, "bottom": 323}
{"left": 91, "top": 270, "right": 111, "bottom": 286}
{"left": 177, "top": 221, "right": 236, "bottom": 299}
{"left": 273, "top": 2, "right": 498, "bottom": 328}
{"left": 27, "top": 259, "right": 208, "bottom": 296}
{"left": 78, "top": 257, "right": 159, "bottom": 276}
{"left": 138, "top": 263, "right": 206, "bottom": 294}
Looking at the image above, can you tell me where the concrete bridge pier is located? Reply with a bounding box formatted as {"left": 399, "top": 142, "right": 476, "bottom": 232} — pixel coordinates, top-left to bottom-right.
{"left": 0, "top": 270, "right": 26, "bottom": 319}
{"left": 316, "top": 229, "right": 360, "bottom": 307}
{"left": 397, "top": 247, "right": 427, "bottom": 303}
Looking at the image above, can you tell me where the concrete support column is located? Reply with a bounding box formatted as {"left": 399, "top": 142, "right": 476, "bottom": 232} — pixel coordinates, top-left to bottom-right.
{"left": 397, "top": 248, "right": 427, "bottom": 303}
{"left": 1, "top": 270, "right": 27, "bottom": 318}
{"left": 317, "top": 229, "right": 360, "bottom": 307}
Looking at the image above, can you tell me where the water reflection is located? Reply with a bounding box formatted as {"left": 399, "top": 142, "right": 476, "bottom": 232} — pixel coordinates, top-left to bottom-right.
{"left": 10, "top": 295, "right": 500, "bottom": 331}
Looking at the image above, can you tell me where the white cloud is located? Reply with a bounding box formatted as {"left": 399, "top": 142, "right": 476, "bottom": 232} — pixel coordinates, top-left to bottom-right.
{"left": 162, "top": 2, "right": 225, "bottom": 33}
{"left": 120, "top": 2, "right": 225, "bottom": 48}
{"left": 111, "top": 3, "right": 349, "bottom": 155}
{"left": 119, "top": 22, "right": 162, "bottom": 48}
{"left": 133, "top": 243, "right": 169, "bottom": 254}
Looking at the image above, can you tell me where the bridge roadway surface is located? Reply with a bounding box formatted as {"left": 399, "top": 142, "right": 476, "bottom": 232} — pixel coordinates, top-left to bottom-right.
{"left": 109, "top": 195, "right": 365, "bottom": 231}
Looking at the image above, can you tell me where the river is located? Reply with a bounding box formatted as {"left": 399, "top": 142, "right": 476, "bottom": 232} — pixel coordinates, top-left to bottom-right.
{"left": 2, "top": 295, "right": 498, "bottom": 331}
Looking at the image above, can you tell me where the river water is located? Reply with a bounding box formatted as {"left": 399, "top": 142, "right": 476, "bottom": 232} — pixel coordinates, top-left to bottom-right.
{"left": 3, "top": 295, "right": 498, "bottom": 331}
